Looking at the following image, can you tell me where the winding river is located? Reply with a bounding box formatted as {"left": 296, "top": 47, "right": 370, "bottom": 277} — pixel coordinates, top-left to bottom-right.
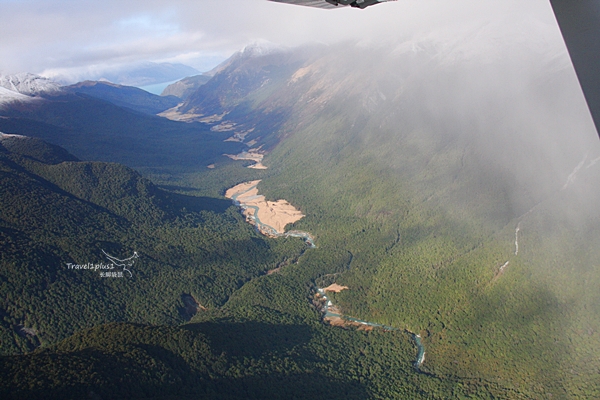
{"left": 228, "top": 181, "right": 425, "bottom": 369}
{"left": 317, "top": 288, "right": 426, "bottom": 370}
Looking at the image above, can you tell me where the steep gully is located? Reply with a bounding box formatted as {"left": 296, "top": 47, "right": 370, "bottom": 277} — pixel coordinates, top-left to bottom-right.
{"left": 228, "top": 181, "right": 425, "bottom": 370}
{"left": 499, "top": 153, "right": 597, "bottom": 275}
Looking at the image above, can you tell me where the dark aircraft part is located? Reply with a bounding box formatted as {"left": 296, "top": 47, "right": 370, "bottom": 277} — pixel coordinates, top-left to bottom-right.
{"left": 550, "top": 0, "right": 600, "bottom": 138}
{"left": 268, "top": 0, "right": 392, "bottom": 9}
{"left": 269, "top": 0, "right": 339, "bottom": 8}
{"left": 348, "top": 0, "right": 382, "bottom": 9}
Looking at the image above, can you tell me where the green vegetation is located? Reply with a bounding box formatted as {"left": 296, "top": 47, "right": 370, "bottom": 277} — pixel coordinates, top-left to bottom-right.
{"left": 0, "top": 136, "right": 305, "bottom": 355}
{"left": 0, "top": 321, "right": 522, "bottom": 400}
{"left": 0, "top": 137, "right": 527, "bottom": 398}
{"left": 1, "top": 42, "right": 599, "bottom": 398}
{"left": 252, "top": 79, "right": 600, "bottom": 397}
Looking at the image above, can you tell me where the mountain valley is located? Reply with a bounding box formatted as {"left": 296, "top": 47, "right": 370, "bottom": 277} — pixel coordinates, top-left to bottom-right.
{"left": 0, "top": 36, "right": 599, "bottom": 399}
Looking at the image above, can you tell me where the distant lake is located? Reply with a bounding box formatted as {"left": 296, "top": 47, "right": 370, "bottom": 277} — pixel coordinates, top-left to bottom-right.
{"left": 138, "top": 79, "right": 181, "bottom": 95}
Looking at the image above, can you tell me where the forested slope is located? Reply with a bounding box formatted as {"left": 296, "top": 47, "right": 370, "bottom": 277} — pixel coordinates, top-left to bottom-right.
{"left": 0, "top": 134, "right": 522, "bottom": 397}
{"left": 0, "top": 135, "right": 305, "bottom": 355}
{"left": 169, "top": 40, "right": 600, "bottom": 396}
{"left": 1, "top": 320, "right": 529, "bottom": 400}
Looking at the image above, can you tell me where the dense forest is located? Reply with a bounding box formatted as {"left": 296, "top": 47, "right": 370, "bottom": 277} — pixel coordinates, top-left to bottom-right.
{"left": 0, "top": 135, "right": 524, "bottom": 399}
{"left": 0, "top": 135, "right": 305, "bottom": 354}
{"left": 1, "top": 39, "right": 600, "bottom": 398}
{"left": 1, "top": 322, "right": 525, "bottom": 399}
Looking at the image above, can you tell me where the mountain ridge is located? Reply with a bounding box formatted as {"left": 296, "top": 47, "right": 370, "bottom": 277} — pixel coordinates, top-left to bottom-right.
{"left": 0, "top": 73, "right": 61, "bottom": 95}
{"left": 43, "top": 61, "right": 200, "bottom": 87}
{"left": 64, "top": 80, "right": 180, "bottom": 114}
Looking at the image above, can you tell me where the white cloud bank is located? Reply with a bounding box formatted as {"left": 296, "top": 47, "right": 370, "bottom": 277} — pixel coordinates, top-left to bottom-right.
{"left": 0, "top": 0, "right": 565, "bottom": 82}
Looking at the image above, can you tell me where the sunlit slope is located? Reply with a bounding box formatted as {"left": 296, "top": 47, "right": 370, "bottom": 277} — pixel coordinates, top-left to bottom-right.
{"left": 178, "top": 41, "right": 600, "bottom": 395}
{"left": 282, "top": 50, "right": 598, "bottom": 394}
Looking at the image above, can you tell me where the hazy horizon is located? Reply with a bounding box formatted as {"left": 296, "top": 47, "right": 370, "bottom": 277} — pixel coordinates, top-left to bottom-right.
{"left": 0, "top": 0, "right": 565, "bottom": 83}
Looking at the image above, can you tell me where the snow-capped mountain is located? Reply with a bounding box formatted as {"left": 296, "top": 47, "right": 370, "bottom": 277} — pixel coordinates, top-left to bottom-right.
{"left": 0, "top": 73, "right": 61, "bottom": 95}
{"left": 0, "top": 86, "right": 38, "bottom": 108}
{"left": 239, "top": 41, "right": 286, "bottom": 58}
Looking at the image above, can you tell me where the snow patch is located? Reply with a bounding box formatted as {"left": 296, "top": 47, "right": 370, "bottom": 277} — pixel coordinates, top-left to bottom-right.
{"left": 240, "top": 41, "right": 286, "bottom": 58}
{"left": 0, "top": 131, "right": 27, "bottom": 140}
{"left": 0, "top": 73, "right": 61, "bottom": 95}
{"left": 0, "top": 86, "right": 37, "bottom": 107}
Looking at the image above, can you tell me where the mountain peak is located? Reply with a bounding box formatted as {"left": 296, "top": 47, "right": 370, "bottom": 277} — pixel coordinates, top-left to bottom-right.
{"left": 240, "top": 41, "right": 286, "bottom": 57}
{"left": 203, "top": 42, "right": 287, "bottom": 78}
{"left": 0, "top": 72, "right": 61, "bottom": 95}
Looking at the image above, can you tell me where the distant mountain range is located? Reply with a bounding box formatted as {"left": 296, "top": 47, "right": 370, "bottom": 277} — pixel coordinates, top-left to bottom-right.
{"left": 64, "top": 80, "right": 180, "bottom": 114}
{"left": 43, "top": 61, "right": 200, "bottom": 87}
{"left": 0, "top": 81, "right": 245, "bottom": 169}
{"left": 0, "top": 72, "right": 183, "bottom": 116}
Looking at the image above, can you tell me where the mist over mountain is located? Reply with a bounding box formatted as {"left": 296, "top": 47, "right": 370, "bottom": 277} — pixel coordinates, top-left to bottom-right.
{"left": 1, "top": 17, "right": 599, "bottom": 397}
{"left": 177, "top": 36, "right": 598, "bottom": 216}
{"left": 164, "top": 35, "right": 600, "bottom": 394}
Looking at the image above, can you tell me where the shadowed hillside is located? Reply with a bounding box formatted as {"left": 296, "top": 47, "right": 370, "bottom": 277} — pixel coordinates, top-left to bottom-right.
{"left": 0, "top": 135, "right": 306, "bottom": 354}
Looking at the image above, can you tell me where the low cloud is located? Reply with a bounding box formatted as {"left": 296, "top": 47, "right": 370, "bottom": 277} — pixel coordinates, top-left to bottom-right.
{"left": 1, "top": 0, "right": 558, "bottom": 79}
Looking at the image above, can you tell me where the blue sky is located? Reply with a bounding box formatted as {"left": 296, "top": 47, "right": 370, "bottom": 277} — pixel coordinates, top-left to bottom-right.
{"left": 0, "top": 0, "right": 563, "bottom": 81}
